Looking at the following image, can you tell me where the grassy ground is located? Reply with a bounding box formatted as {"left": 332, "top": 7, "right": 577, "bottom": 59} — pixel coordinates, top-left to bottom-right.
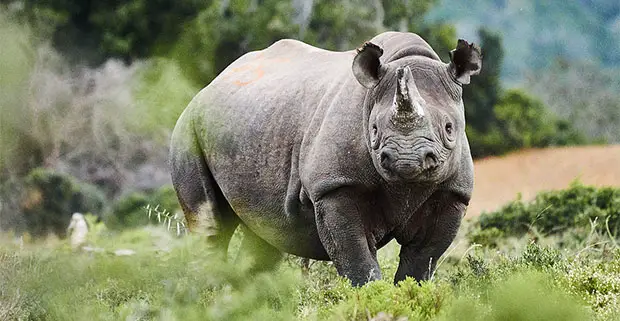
{"left": 1, "top": 214, "right": 619, "bottom": 321}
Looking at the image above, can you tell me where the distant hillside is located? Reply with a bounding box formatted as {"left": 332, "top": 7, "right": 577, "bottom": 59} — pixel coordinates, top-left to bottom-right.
{"left": 425, "top": 0, "right": 620, "bottom": 84}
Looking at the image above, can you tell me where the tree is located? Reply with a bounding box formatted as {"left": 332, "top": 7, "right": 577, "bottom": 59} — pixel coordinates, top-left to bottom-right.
{"left": 463, "top": 28, "right": 502, "bottom": 133}
{"left": 6, "top": 0, "right": 209, "bottom": 64}
{"left": 173, "top": 0, "right": 298, "bottom": 85}
{"left": 495, "top": 89, "right": 583, "bottom": 149}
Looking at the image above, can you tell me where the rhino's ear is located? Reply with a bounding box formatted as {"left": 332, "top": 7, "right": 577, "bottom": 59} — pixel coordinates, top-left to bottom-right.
{"left": 352, "top": 42, "right": 384, "bottom": 89}
{"left": 449, "top": 39, "right": 482, "bottom": 85}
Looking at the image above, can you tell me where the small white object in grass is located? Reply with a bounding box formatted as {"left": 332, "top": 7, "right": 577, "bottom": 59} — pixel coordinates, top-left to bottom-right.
{"left": 114, "top": 249, "right": 136, "bottom": 256}
{"left": 82, "top": 246, "right": 104, "bottom": 253}
{"left": 67, "top": 212, "right": 88, "bottom": 249}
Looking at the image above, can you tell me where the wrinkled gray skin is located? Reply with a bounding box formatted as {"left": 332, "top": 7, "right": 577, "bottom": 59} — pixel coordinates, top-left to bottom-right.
{"left": 170, "top": 32, "right": 482, "bottom": 286}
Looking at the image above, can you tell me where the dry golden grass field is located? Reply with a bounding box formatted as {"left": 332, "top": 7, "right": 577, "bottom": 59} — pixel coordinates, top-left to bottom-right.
{"left": 467, "top": 144, "right": 620, "bottom": 218}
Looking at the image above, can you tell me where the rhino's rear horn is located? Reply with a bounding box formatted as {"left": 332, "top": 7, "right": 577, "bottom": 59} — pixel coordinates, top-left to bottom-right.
{"left": 448, "top": 39, "right": 482, "bottom": 85}
{"left": 353, "top": 42, "right": 384, "bottom": 89}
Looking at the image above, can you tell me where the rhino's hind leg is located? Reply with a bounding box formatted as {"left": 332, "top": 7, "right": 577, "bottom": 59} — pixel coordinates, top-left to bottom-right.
{"left": 236, "top": 226, "right": 283, "bottom": 273}
{"left": 170, "top": 127, "right": 239, "bottom": 260}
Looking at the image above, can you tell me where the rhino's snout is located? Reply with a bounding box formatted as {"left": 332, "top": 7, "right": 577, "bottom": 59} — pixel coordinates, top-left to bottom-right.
{"left": 378, "top": 145, "right": 441, "bottom": 180}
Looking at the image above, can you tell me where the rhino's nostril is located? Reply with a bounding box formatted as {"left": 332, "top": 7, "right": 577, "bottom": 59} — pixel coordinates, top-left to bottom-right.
{"left": 380, "top": 150, "right": 394, "bottom": 170}
{"left": 423, "top": 150, "right": 438, "bottom": 169}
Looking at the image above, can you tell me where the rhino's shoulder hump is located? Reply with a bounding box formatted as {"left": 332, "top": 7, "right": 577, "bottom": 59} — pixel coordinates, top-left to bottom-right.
{"left": 264, "top": 38, "right": 337, "bottom": 57}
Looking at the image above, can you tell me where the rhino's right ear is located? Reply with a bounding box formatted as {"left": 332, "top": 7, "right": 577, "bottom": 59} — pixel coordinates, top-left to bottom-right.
{"left": 449, "top": 39, "right": 482, "bottom": 85}
{"left": 353, "top": 42, "right": 384, "bottom": 89}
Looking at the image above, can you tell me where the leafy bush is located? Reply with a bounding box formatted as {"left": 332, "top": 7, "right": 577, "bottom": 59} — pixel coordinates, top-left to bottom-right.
{"left": 439, "top": 270, "right": 591, "bottom": 321}
{"left": 469, "top": 182, "right": 620, "bottom": 246}
{"left": 20, "top": 168, "right": 105, "bottom": 237}
{"left": 106, "top": 184, "right": 181, "bottom": 229}
{"left": 467, "top": 89, "right": 585, "bottom": 157}
{"left": 494, "top": 90, "right": 585, "bottom": 149}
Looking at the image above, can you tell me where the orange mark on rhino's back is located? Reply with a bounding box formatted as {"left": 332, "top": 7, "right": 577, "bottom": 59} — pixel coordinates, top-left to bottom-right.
{"left": 225, "top": 54, "right": 292, "bottom": 86}
{"left": 233, "top": 66, "right": 265, "bottom": 86}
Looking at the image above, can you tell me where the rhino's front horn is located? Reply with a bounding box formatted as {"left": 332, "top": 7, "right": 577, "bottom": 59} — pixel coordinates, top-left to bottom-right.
{"left": 393, "top": 66, "right": 425, "bottom": 125}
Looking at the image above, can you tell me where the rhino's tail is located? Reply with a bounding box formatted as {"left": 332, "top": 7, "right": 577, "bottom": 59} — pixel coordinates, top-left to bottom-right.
{"left": 169, "top": 108, "right": 239, "bottom": 254}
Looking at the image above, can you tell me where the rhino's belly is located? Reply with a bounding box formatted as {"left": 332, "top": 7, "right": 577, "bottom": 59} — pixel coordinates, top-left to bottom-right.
{"left": 210, "top": 163, "right": 329, "bottom": 260}
{"left": 235, "top": 200, "right": 329, "bottom": 259}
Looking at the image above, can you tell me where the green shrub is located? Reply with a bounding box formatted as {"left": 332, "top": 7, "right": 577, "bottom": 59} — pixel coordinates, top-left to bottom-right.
{"left": 3, "top": 223, "right": 620, "bottom": 321}
{"left": 467, "top": 89, "right": 586, "bottom": 158}
{"left": 20, "top": 167, "right": 105, "bottom": 237}
{"left": 0, "top": 230, "right": 300, "bottom": 321}
{"left": 469, "top": 182, "right": 620, "bottom": 246}
{"left": 106, "top": 191, "right": 151, "bottom": 228}
{"left": 106, "top": 184, "right": 181, "bottom": 229}
{"left": 439, "top": 270, "right": 591, "bottom": 321}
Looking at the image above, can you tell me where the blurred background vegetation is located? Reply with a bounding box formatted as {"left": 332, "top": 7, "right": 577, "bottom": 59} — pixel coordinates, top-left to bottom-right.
{"left": 0, "top": 0, "right": 618, "bottom": 236}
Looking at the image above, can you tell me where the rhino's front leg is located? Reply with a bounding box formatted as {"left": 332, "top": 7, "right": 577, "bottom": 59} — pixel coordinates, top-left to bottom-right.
{"left": 314, "top": 187, "right": 381, "bottom": 286}
{"left": 394, "top": 191, "right": 466, "bottom": 284}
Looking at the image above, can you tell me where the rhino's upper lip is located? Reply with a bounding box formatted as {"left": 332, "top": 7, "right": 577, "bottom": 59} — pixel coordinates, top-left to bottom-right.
{"left": 378, "top": 159, "right": 442, "bottom": 182}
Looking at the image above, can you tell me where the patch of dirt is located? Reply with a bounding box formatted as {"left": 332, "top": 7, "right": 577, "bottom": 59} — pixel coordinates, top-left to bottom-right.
{"left": 466, "top": 145, "right": 620, "bottom": 218}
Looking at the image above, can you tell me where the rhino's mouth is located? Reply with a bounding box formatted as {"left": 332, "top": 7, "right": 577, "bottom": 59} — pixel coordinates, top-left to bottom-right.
{"left": 375, "top": 150, "right": 444, "bottom": 182}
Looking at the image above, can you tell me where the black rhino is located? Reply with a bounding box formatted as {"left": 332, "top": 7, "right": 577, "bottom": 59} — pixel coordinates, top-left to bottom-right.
{"left": 170, "top": 32, "right": 482, "bottom": 286}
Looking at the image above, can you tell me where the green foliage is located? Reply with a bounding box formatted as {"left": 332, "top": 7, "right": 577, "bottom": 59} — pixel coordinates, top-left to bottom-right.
{"left": 467, "top": 89, "right": 585, "bottom": 158}
{"left": 463, "top": 28, "right": 502, "bottom": 134}
{"left": 442, "top": 242, "right": 619, "bottom": 320}
{"left": 174, "top": 0, "right": 298, "bottom": 85}
{"left": 0, "top": 231, "right": 300, "bottom": 320}
{"left": 0, "top": 11, "right": 41, "bottom": 176}
{"left": 20, "top": 168, "right": 105, "bottom": 237}
{"left": 6, "top": 0, "right": 209, "bottom": 63}
{"left": 416, "top": 23, "right": 458, "bottom": 62}
{"left": 469, "top": 182, "right": 620, "bottom": 246}
{"left": 107, "top": 192, "right": 151, "bottom": 228}
{"left": 327, "top": 279, "right": 449, "bottom": 320}
{"left": 4, "top": 226, "right": 620, "bottom": 320}
{"left": 106, "top": 185, "right": 181, "bottom": 229}
{"left": 462, "top": 29, "right": 585, "bottom": 158}
{"left": 494, "top": 89, "right": 585, "bottom": 150}
{"left": 439, "top": 270, "right": 591, "bottom": 321}
{"left": 8, "top": 0, "right": 447, "bottom": 87}
{"left": 131, "top": 58, "right": 199, "bottom": 140}
{"left": 304, "top": 0, "right": 379, "bottom": 51}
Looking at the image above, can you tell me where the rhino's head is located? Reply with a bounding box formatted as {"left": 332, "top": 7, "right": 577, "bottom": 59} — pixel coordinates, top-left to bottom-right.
{"left": 353, "top": 39, "right": 482, "bottom": 183}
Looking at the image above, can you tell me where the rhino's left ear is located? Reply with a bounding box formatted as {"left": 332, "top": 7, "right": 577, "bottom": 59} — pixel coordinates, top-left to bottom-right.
{"left": 353, "top": 42, "right": 384, "bottom": 89}
{"left": 449, "top": 39, "right": 482, "bottom": 85}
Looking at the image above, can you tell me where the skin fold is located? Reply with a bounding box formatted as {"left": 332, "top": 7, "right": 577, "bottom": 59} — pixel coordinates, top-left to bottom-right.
{"left": 170, "top": 31, "right": 482, "bottom": 286}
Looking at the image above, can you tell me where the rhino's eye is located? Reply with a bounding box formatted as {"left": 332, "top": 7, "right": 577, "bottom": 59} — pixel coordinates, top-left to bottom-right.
{"left": 445, "top": 122, "right": 453, "bottom": 135}
{"left": 371, "top": 124, "right": 380, "bottom": 149}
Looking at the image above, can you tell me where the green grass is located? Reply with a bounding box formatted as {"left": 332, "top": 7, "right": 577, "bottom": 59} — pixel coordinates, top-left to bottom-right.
{"left": 1, "top": 216, "right": 619, "bottom": 320}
